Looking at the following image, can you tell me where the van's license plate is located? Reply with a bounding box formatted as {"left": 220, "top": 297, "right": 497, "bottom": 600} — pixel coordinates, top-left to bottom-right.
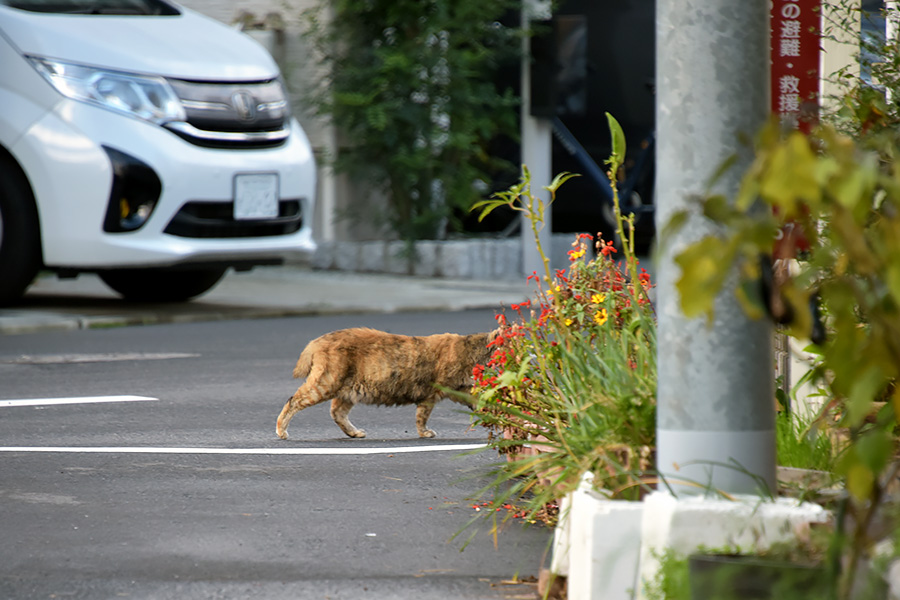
{"left": 234, "top": 173, "right": 279, "bottom": 220}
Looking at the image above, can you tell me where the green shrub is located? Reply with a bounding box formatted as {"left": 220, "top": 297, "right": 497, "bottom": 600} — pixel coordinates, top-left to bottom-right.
{"left": 464, "top": 115, "right": 657, "bottom": 527}
{"left": 302, "top": 0, "right": 520, "bottom": 246}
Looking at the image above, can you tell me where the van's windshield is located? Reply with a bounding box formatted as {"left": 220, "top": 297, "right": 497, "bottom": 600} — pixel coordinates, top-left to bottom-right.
{"left": 0, "top": 0, "right": 179, "bottom": 15}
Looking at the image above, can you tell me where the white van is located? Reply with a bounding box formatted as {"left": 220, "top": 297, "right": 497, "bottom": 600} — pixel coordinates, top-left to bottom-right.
{"left": 0, "top": 0, "right": 316, "bottom": 305}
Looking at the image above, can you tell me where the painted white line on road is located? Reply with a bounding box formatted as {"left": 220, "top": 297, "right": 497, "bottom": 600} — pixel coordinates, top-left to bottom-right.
{"left": 0, "top": 395, "right": 158, "bottom": 408}
{"left": 6, "top": 353, "right": 198, "bottom": 365}
{"left": 0, "top": 444, "right": 486, "bottom": 456}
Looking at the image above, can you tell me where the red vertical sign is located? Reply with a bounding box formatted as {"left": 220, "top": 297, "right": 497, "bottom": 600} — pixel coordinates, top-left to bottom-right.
{"left": 770, "top": 0, "right": 822, "bottom": 132}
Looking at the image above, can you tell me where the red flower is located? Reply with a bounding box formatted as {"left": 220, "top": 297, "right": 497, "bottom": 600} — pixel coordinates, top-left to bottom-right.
{"left": 510, "top": 300, "right": 531, "bottom": 312}
{"left": 600, "top": 241, "right": 617, "bottom": 257}
{"left": 538, "top": 307, "right": 552, "bottom": 325}
{"left": 473, "top": 364, "right": 485, "bottom": 381}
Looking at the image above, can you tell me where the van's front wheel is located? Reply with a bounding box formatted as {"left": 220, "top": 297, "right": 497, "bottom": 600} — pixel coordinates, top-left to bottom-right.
{"left": 0, "top": 156, "right": 42, "bottom": 307}
{"left": 99, "top": 267, "right": 227, "bottom": 302}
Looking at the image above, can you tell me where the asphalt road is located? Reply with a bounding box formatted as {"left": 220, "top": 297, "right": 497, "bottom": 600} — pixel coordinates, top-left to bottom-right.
{"left": 0, "top": 311, "right": 548, "bottom": 600}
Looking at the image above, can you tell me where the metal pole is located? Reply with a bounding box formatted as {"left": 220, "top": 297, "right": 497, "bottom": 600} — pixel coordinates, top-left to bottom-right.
{"left": 655, "top": 0, "right": 776, "bottom": 495}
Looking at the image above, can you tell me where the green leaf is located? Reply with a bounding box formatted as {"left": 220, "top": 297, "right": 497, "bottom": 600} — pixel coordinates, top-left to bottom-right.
{"left": 471, "top": 198, "right": 518, "bottom": 222}
{"left": 735, "top": 279, "right": 766, "bottom": 321}
{"left": 846, "top": 462, "right": 875, "bottom": 502}
{"left": 496, "top": 370, "right": 521, "bottom": 388}
{"left": 828, "top": 163, "right": 875, "bottom": 212}
{"left": 659, "top": 210, "right": 690, "bottom": 245}
{"left": 675, "top": 236, "right": 736, "bottom": 320}
{"left": 605, "top": 112, "right": 626, "bottom": 169}
{"left": 845, "top": 366, "right": 885, "bottom": 428}
{"left": 702, "top": 195, "right": 732, "bottom": 223}
{"left": 855, "top": 429, "right": 893, "bottom": 474}
{"left": 885, "top": 261, "right": 900, "bottom": 306}
{"left": 780, "top": 284, "right": 812, "bottom": 343}
{"left": 546, "top": 171, "right": 580, "bottom": 194}
{"left": 759, "top": 131, "right": 821, "bottom": 216}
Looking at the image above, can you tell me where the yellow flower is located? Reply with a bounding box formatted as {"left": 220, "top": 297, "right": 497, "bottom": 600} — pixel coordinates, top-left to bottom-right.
{"left": 591, "top": 293, "right": 606, "bottom": 304}
{"left": 547, "top": 285, "right": 561, "bottom": 297}
{"left": 564, "top": 317, "right": 574, "bottom": 326}
{"left": 593, "top": 308, "right": 608, "bottom": 326}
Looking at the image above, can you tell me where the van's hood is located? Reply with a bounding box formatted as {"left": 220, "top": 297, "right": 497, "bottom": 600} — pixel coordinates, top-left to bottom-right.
{"left": 0, "top": 5, "right": 279, "bottom": 81}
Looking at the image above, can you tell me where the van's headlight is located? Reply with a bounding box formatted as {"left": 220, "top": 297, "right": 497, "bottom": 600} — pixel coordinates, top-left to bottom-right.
{"left": 28, "top": 57, "right": 186, "bottom": 125}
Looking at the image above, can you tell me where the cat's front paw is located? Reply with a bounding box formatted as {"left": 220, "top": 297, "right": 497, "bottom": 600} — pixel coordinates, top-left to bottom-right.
{"left": 419, "top": 429, "right": 436, "bottom": 439}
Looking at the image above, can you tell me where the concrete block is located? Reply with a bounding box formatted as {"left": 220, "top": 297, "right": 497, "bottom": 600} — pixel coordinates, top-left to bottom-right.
{"left": 310, "top": 240, "right": 335, "bottom": 270}
{"left": 384, "top": 241, "right": 412, "bottom": 276}
{"left": 566, "top": 475, "right": 644, "bottom": 600}
{"left": 333, "top": 241, "right": 360, "bottom": 272}
{"left": 549, "top": 493, "right": 573, "bottom": 577}
{"left": 636, "top": 491, "right": 831, "bottom": 599}
{"left": 438, "top": 241, "right": 474, "bottom": 279}
{"left": 412, "top": 241, "right": 439, "bottom": 278}
{"left": 469, "top": 240, "right": 492, "bottom": 280}
{"left": 358, "top": 241, "right": 386, "bottom": 273}
{"left": 491, "top": 239, "right": 522, "bottom": 280}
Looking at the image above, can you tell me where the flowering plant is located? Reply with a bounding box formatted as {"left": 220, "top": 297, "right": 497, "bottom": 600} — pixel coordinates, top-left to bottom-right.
{"left": 464, "top": 114, "right": 658, "bottom": 526}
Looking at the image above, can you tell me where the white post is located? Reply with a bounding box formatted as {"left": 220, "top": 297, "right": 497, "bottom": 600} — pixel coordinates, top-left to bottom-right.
{"left": 655, "top": 0, "right": 776, "bottom": 496}
{"left": 520, "top": 1, "right": 553, "bottom": 277}
{"left": 887, "top": 1, "right": 898, "bottom": 104}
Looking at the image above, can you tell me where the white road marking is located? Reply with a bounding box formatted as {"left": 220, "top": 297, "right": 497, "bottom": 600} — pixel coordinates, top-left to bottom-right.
{"left": 6, "top": 353, "right": 197, "bottom": 365}
{"left": 0, "top": 395, "right": 158, "bottom": 408}
{"left": 0, "top": 444, "right": 486, "bottom": 456}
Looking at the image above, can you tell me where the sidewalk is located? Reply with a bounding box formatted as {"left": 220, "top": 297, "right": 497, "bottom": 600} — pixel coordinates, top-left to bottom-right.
{"left": 0, "top": 266, "right": 532, "bottom": 335}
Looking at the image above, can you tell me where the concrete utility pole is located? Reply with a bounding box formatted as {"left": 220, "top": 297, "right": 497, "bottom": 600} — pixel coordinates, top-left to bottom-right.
{"left": 655, "top": 0, "right": 776, "bottom": 495}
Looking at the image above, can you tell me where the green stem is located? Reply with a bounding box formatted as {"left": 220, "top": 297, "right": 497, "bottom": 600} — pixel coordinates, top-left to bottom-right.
{"left": 608, "top": 165, "right": 644, "bottom": 304}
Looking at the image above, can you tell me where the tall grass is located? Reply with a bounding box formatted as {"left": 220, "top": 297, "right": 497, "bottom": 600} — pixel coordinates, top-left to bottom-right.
{"left": 775, "top": 411, "right": 839, "bottom": 472}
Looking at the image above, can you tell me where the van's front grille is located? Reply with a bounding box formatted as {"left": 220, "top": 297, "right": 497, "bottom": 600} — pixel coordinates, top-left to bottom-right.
{"left": 164, "top": 200, "right": 303, "bottom": 238}
{"left": 164, "top": 79, "right": 291, "bottom": 148}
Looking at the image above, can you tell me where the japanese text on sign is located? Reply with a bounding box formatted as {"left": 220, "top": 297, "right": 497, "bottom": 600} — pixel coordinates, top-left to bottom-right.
{"left": 770, "top": 0, "right": 821, "bottom": 131}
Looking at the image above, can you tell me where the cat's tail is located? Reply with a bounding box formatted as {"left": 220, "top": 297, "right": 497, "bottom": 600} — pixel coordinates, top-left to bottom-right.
{"left": 293, "top": 342, "right": 316, "bottom": 379}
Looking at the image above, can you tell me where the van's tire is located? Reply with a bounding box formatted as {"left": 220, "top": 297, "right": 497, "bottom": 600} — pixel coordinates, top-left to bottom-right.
{"left": 99, "top": 267, "right": 227, "bottom": 302}
{"left": 0, "top": 156, "right": 42, "bottom": 307}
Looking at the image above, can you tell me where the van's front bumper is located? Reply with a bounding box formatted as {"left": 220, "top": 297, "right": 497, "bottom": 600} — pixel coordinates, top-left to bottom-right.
{"left": 12, "top": 99, "right": 317, "bottom": 270}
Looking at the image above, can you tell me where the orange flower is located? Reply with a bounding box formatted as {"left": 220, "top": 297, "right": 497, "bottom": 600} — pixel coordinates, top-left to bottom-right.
{"left": 567, "top": 248, "right": 585, "bottom": 261}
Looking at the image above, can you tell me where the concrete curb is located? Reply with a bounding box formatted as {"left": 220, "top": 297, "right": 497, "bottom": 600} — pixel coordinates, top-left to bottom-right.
{"left": 1, "top": 266, "right": 533, "bottom": 336}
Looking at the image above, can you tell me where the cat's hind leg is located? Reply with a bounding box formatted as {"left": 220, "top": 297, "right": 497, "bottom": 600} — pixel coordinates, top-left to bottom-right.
{"left": 330, "top": 398, "right": 366, "bottom": 438}
{"left": 276, "top": 364, "right": 332, "bottom": 440}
